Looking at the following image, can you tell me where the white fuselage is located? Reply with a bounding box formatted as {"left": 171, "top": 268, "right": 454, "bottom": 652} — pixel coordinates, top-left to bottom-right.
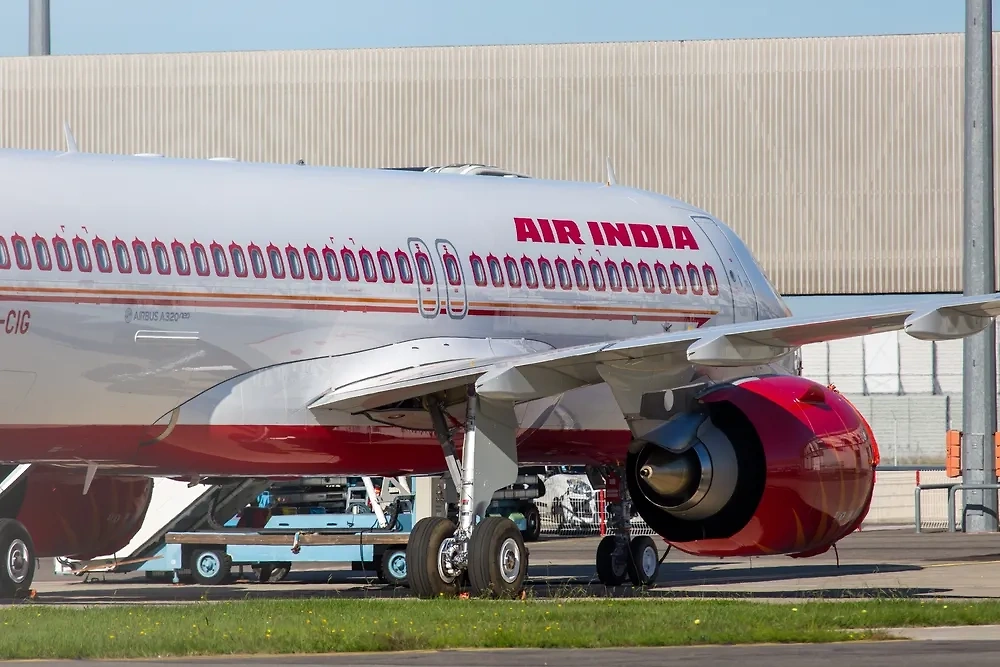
{"left": 0, "top": 149, "right": 791, "bottom": 475}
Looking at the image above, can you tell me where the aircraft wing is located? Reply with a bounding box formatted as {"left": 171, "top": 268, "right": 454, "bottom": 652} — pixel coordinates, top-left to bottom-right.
{"left": 310, "top": 293, "right": 1000, "bottom": 413}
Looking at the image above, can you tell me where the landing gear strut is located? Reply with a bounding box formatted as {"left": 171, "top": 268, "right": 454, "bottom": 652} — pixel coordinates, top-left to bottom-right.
{"left": 594, "top": 467, "right": 660, "bottom": 587}
{"left": 408, "top": 390, "right": 528, "bottom": 598}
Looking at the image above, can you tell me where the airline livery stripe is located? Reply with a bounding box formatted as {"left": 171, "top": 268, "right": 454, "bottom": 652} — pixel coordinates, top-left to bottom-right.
{"left": 0, "top": 289, "right": 718, "bottom": 323}
{"left": 0, "top": 285, "right": 717, "bottom": 318}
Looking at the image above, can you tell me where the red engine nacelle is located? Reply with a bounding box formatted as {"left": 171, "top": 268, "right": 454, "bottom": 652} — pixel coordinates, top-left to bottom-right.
{"left": 627, "top": 374, "right": 879, "bottom": 558}
{"left": 0, "top": 465, "right": 153, "bottom": 559}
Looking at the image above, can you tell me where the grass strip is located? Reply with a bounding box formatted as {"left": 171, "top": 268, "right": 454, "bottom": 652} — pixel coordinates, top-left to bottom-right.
{"left": 0, "top": 598, "right": 998, "bottom": 659}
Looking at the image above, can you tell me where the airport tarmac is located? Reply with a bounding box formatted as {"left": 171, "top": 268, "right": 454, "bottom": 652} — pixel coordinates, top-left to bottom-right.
{"left": 20, "top": 527, "right": 1000, "bottom": 604}
{"left": 9, "top": 639, "right": 1000, "bottom": 667}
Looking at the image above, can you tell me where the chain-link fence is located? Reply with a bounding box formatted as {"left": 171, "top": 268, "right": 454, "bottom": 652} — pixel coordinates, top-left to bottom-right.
{"left": 534, "top": 473, "right": 658, "bottom": 537}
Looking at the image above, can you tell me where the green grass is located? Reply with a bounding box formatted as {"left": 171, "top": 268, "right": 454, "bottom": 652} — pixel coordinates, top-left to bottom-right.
{"left": 0, "top": 598, "right": 997, "bottom": 659}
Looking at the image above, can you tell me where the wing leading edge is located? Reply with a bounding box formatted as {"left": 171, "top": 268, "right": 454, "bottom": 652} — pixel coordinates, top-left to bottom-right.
{"left": 309, "top": 293, "right": 1000, "bottom": 414}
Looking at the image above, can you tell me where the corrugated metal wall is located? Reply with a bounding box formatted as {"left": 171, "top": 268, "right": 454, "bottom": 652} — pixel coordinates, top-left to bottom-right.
{"left": 0, "top": 33, "right": 992, "bottom": 294}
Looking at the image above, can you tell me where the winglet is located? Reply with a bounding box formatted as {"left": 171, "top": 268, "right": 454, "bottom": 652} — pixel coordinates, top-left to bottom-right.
{"left": 63, "top": 121, "right": 79, "bottom": 153}
{"left": 605, "top": 156, "right": 617, "bottom": 186}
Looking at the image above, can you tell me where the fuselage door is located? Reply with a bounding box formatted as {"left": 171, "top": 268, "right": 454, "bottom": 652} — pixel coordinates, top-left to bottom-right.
{"left": 407, "top": 238, "right": 440, "bottom": 319}
{"left": 434, "top": 239, "right": 468, "bottom": 319}
{"left": 691, "top": 216, "right": 759, "bottom": 322}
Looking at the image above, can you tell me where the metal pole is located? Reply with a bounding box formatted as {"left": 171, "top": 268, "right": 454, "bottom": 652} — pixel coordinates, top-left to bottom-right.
{"left": 962, "top": 0, "right": 998, "bottom": 533}
{"left": 28, "top": 0, "right": 50, "bottom": 56}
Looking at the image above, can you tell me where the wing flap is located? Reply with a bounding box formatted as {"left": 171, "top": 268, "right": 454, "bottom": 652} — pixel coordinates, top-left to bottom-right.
{"left": 310, "top": 293, "right": 1000, "bottom": 413}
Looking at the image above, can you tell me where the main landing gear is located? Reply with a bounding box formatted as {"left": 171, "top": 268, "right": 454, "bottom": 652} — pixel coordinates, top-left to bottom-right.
{"left": 0, "top": 518, "right": 35, "bottom": 599}
{"left": 592, "top": 467, "right": 661, "bottom": 588}
{"left": 408, "top": 390, "right": 528, "bottom": 598}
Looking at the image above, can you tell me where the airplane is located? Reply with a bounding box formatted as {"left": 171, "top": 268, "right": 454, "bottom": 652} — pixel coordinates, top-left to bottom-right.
{"left": 0, "top": 144, "right": 997, "bottom": 600}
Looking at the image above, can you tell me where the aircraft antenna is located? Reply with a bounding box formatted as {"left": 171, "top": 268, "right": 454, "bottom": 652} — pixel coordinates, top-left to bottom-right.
{"left": 62, "top": 121, "right": 79, "bottom": 153}
{"left": 605, "top": 156, "right": 617, "bottom": 186}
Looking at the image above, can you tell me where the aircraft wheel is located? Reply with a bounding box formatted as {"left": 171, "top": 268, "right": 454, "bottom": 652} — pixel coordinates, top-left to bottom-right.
{"left": 468, "top": 516, "right": 528, "bottom": 598}
{"left": 520, "top": 501, "right": 541, "bottom": 542}
{"left": 0, "top": 519, "right": 34, "bottom": 599}
{"left": 190, "top": 549, "right": 230, "bottom": 586}
{"left": 595, "top": 534, "right": 628, "bottom": 586}
{"left": 626, "top": 535, "right": 660, "bottom": 587}
{"left": 407, "top": 517, "right": 460, "bottom": 598}
{"left": 380, "top": 548, "right": 408, "bottom": 586}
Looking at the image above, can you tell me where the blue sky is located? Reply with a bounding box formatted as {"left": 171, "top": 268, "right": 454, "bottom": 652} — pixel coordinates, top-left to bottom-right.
{"left": 0, "top": 0, "right": 992, "bottom": 57}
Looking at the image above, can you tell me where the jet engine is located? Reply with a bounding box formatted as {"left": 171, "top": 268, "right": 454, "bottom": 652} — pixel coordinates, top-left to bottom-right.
{"left": 627, "top": 375, "right": 879, "bottom": 558}
{"left": 0, "top": 465, "right": 153, "bottom": 559}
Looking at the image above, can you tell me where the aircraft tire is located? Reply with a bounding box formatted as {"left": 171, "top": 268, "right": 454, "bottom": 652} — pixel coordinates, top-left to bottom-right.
{"left": 407, "top": 517, "right": 460, "bottom": 598}
{"left": 0, "top": 519, "right": 34, "bottom": 599}
{"left": 595, "top": 534, "right": 628, "bottom": 586}
{"left": 626, "top": 535, "right": 659, "bottom": 587}
{"left": 467, "top": 516, "right": 527, "bottom": 598}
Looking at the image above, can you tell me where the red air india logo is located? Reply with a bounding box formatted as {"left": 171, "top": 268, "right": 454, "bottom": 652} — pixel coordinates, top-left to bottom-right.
{"left": 514, "top": 217, "right": 699, "bottom": 250}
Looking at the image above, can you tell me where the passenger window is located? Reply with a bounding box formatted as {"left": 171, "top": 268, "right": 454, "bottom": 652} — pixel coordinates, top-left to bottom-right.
{"left": 172, "top": 243, "right": 191, "bottom": 276}
{"left": 341, "top": 249, "right": 359, "bottom": 281}
{"left": 268, "top": 246, "right": 286, "bottom": 279}
{"left": 191, "top": 243, "right": 210, "bottom": 276}
{"left": 133, "top": 241, "right": 152, "bottom": 274}
{"left": 93, "top": 239, "right": 112, "bottom": 273}
{"left": 248, "top": 245, "right": 267, "bottom": 278}
{"left": 33, "top": 237, "right": 52, "bottom": 270}
{"left": 113, "top": 240, "right": 132, "bottom": 273}
{"left": 13, "top": 237, "right": 30, "bottom": 270}
{"left": 622, "top": 261, "right": 638, "bottom": 292}
{"left": 638, "top": 262, "right": 654, "bottom": 293}
{"left": 286, "top": 247, "right": 304, "bottom": 279}
{"left": 211, "top": 244, "right": 228, "bottom": 276}
{"left": 521, "top": 258, "right": 538, "bottom": 289}
{"left": 687, "top": 263, "right": 703, "bottom": 295}
{"left": 504, "top": 257, "right": 521, "bottom": 288}
{"left": 573, "top": 260, "right": 589, "bottom": 290}
{"left": 74, "top": 239, "right": 92, "bottom": 272}
{"left": 304, "top": 247, "right": 322, "bottom": 280}
{"left": 555, "top": 259, "right": 572, "bottom": 290}
{"left": 470, "top": 254, "right": 487, "bottom": 287}
{"left": 538, "top": 258, "right": 555, "bottom": 289}
{"left": 703, "top": 264, "right": 719, "bottom": 296}
{"left": 416, "top": 254, "right": 434, "bottom": 285}
{"left": 53, "top": 237, "right": 72, "bottom": 271}
{"left": 443, "top": 254, "right": 461, "bottom": 286}
{"left": 487, "top": 256, "right": 504, "bottom": 287}
{"left": 606, "top": 261, "right": 622, "bottom": 291}
{"left": 395, "top": 251, "right": 412, "bottom": 283}
{"left": 230, "top": 244, "right": 248, "bottom": 277}
{"left": 378, "top": 250, "right": 395, "bottom": 282}
{"left": 152, "top": 242, "right": 171, "bottom": 275}
{"left": 671, "top": 262, "right": 687, "bottom": 294}
{"left": 589, "top": 260, "right": 606, "bottom": 291}
{"left": 360, "top": 249, "right": 377, "bottom": 282}
{"left": 655, "top": 263, "right": 671, "bottom": 294}
{"left": 0, "top": 238, "right": 10, "bottom": 270}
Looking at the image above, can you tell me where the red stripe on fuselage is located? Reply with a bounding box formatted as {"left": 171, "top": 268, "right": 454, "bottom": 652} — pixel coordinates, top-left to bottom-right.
{"left": 0, "top": 424, "right": 632, "bottom": 476}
